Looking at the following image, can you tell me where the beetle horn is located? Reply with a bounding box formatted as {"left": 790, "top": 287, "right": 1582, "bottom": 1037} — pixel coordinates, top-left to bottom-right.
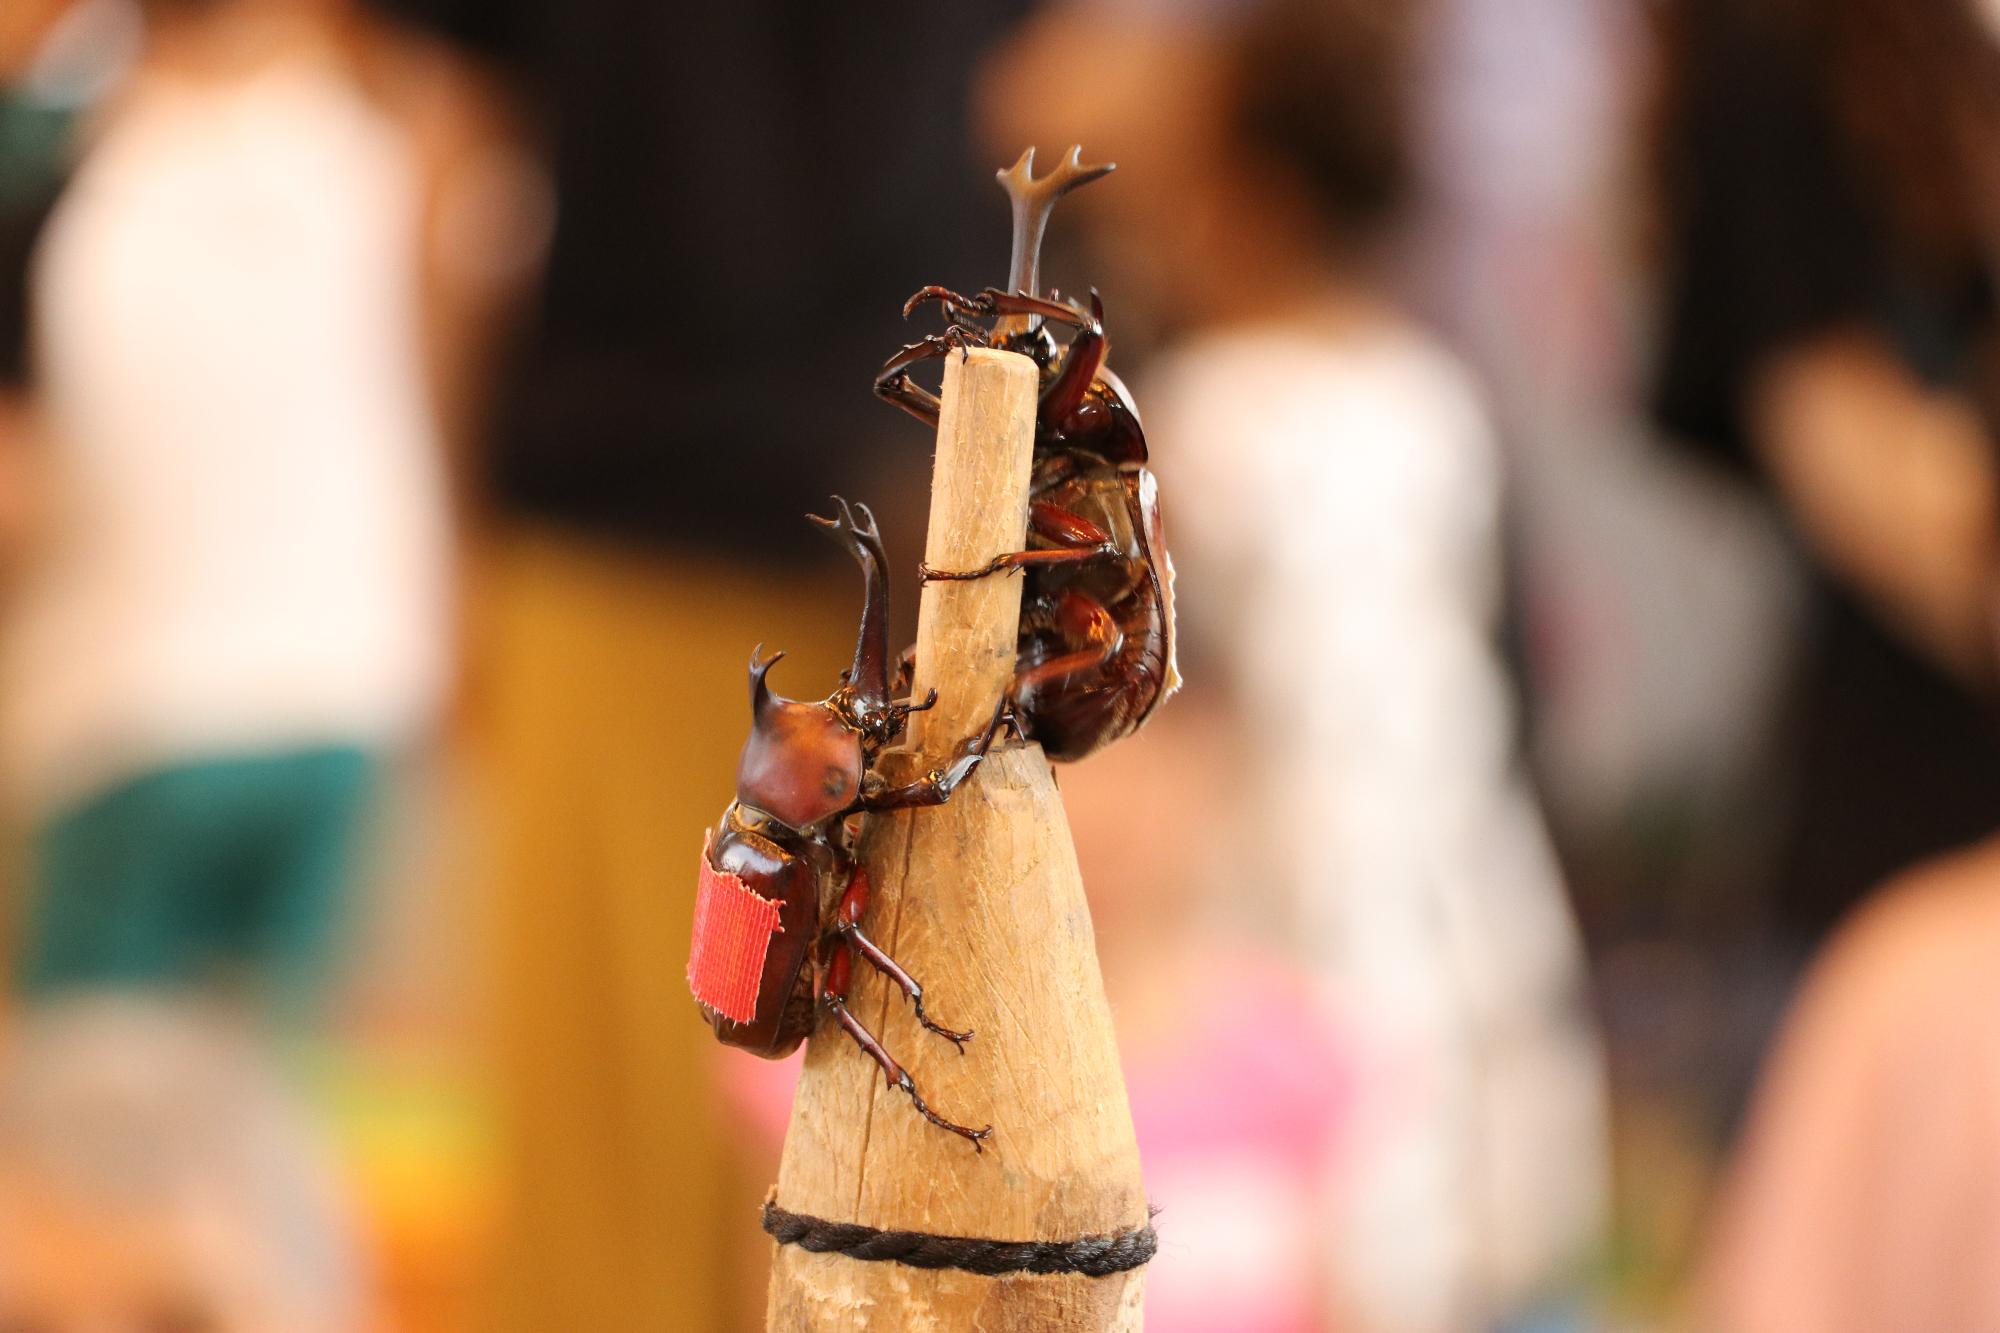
{"left": 806, "top": 498, "right": 892, "bottom": 714}
{"left": 748, "top": 645, "right": 786, "bottom": 724}
{"left": 997, "top": 145, "right": 1115, "bottom": 307}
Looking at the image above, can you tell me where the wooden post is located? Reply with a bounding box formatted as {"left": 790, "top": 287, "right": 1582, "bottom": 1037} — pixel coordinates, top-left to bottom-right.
{"left": 766, "top": 349, "right": 1149, "bottom": 1330}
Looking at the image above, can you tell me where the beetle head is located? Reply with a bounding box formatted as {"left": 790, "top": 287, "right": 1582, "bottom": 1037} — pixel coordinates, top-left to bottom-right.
{"left": 737, "top": 647, "right": 865, "bottom": 831}
{"left": 1007, "top": 321, "right": 1063, "bottom": 377}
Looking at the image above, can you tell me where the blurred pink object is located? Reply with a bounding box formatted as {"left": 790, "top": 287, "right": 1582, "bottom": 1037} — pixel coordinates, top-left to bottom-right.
{"left": 722, "top": 1039, "right": 801, "bottom": 1148}
{"left": 723, "top": 951, "right": 1352, "bottom": 1331}
{"left": 1125, "top": 953, "right": 1354, "bottom": 1333}
{"left": 1698, "top": 835, "right": 2000, "bottom": 1331}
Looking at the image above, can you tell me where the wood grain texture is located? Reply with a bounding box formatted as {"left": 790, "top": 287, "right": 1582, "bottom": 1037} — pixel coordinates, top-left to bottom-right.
{"left": 767, "top": 349, "right": 1148, "bottom": 1330}
{"left": 906, "top": 349, "right": 1039, "bottom": 759}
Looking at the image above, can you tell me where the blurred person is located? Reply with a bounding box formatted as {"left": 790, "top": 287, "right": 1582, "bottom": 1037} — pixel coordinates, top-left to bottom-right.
{"left": 1414, "top": 0, "right": 1790, "bottom": 1317}
{"left": 1655, "top": 0, "right": 2000, "bottom": 1286}
{"left": 0, "top": 0, "right": 131, "bottom": 574}
{"left": 1693, "top": 836, "right": 2000, "bottom": 1330}
{"left": 0, "top": 996, "right": 364, "bottom": 1331}
{"left": 0, "top": 0, "right": 517, "bottom": 1025}
{"left": 1653, "top": 0, "right": 2000, "bottom": 956}
{"left": 982, "top": 2, "right": 1608, "bottom": 1329}
{"left": 350, "top": 1, "right": 1027, "bottom": 1326}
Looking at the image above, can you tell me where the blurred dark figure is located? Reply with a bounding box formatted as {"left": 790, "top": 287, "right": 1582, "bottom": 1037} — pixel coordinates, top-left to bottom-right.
{"left": 0, "top": 0, "right": 89, "bottom": 553}
{"left": 376, "top": 1, "right": 1024, "bottom": 563}
{"left": 1656, "top": 0, "right": 2000, "bottom": 1325}
{"left": 368, "top": 3, "right": 1023, "bottom": 1328}
{"left": 1654, "top": 0, "right": 2000, "bottom": 954}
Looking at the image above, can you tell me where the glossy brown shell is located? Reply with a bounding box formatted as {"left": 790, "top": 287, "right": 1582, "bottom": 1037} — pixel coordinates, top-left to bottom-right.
{"left": 736, "top": 698, "right": 865, "bottom": 831}
{"left": 1016, "top": 456, "right": 1176, "bottom": 761}
{"left": 697, "top": 806, "right": 822, "bottom": 1058}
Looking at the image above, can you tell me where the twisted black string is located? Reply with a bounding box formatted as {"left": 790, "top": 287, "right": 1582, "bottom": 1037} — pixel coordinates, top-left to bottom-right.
{"left": 761, "top": 1200, "right": 1157, "bottom": 1277}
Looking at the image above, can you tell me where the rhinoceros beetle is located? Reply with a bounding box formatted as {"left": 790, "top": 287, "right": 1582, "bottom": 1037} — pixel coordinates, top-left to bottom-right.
{"left": 874, "top": 146, "right": 1179, "bottom": 762}
{"left": 687, "top": 498, "right": 1000, "bottom": 1148}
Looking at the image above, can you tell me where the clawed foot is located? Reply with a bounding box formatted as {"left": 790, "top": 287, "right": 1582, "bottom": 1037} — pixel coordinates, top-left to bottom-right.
{"left": 903, "top": 284, "right": 999, "bottom": 324}
{"left": 906, "top": 995, "right": 975, "bottom": 1052}
{"left": 883, "top": 325, "right": 986, "bottom": 375}
{"left": 933, "top": 323, "right": 986, "bottom": 361}
{"left": 906, "top": 283, "right": 1092, "bottom": 333}
{"left": 923, "top": 695, "right": 1012, "bottom": 795}
{"left": 895, "top": 1070, "right": 993, "bottom": 1152}
{"left": 887, "top": 688, "right": 939, "bottom": 728}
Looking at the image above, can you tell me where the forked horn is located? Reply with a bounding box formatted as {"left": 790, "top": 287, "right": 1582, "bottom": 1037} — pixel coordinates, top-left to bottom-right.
{"left": 998, "top": 145, "right": 1115, "bottom": 302}
{"left": 748, "top": 645, "right": 786, "bottom": 724}
{"left": 806, "top": 498, "right": 892, "bottom": 715}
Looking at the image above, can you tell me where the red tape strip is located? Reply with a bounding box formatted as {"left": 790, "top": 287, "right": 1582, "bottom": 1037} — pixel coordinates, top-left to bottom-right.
{"left": 688, "top": 834, "right": 784, "bottom": 1026}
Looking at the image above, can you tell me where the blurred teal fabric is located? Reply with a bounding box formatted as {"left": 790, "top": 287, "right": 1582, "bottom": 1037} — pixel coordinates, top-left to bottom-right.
{"left": 16, "top": 745, "right": 379, "bottom": 1020}
{"left": 0, "top": 98, "right": 74, "bottom": 208}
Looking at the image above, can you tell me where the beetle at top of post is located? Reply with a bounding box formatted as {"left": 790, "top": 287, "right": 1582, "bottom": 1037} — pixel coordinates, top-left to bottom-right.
{"left": 874, "top": 145, "right": 1179, "bottom": 763}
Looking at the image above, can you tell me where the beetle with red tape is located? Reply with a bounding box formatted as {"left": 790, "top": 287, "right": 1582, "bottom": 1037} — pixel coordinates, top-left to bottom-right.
{"left": 688, "top": 498, "right": 1001, "bottom": 1149}
{"left": 875, "top": 146, "right": 1179, "bottom": 762}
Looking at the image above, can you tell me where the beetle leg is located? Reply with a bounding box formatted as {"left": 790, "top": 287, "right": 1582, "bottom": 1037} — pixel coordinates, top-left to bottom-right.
{"left": 902, "top": 284, "right": 997, "bottom": 323}
{"left": 913, "top": 284, "right": 1096, "bottom": 335}
{"left": 859, "top": 696, "right": 1011, "bottom": 811}
{"left": 950, "top": 288, "right": 1108, "bottom": 424}
{"left": 845, "top": 928, "right": 974, "bottom": 1051}
{"left": 920, "top": 545, "right": 1115, "bottom": 583}
{"left": 874, "top": 325, "right": 987, "bottom": 427}
{"left": 833, "top": 869, "right": 970, "bottom": 1048}
{"left": 886, "top": 687, "right": 938, "bottom": 730}
{"left": 1028, "top": 497, "right": 1114, "bottom": 548}
{"left": 963, "top": 286, "right": 1095, "bottom": 333}
{"left": 1038, "top": 292, "right": 1108, "bottom": 426}
{"left": 1014, "top": 589, "right": 1124, "bottom": 697}
{"left": 909, "top": 286, "right": 1107, "bottom": 414}
{"left": 821, "top": 943, "right": 990, "bottom": 1149}
{"left": 828, "top": 998, "right": 992, "bottom": 1149}
{"left": 862, "top": 770, "right": 964, "bottom": 812}
{"left": 919, "top": 499, "right": 1117, "bottom": 583}
{"left": 874, "top": 340, "right": 947, "bottom": 426}
{"left": 1014, "top": 644, "right": 1118, "bottom": 696}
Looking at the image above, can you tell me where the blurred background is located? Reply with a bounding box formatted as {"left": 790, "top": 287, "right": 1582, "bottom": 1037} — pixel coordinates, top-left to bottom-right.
{"left": 1, "top": 0, "right": 1998, "bottom": 1328}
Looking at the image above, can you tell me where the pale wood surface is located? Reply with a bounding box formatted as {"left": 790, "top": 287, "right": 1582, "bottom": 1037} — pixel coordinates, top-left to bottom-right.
{"left": 906, "top": 348, "right": 1039, "bottom": 759}
{"left": 767, "top": 349, "right": 1149, "bottom": 1330}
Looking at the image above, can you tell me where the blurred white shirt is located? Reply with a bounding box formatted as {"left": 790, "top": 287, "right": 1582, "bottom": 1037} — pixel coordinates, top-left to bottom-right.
{"left": 1146, "top": 316, "right": 1606, "bottom": 1331}
{"left": 3, "top": 58, "right": 450, "bottom": 811}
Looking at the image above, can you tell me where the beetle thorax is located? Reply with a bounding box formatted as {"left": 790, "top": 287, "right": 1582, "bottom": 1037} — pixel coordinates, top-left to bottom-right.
{"left": 736, "top": 697, "right": 865, "bottom": 831}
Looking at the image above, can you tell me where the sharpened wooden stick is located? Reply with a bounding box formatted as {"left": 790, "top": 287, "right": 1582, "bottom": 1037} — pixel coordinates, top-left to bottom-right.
{"left": 906, "top": 348, "right": 1039, "bottom": 756}
{"left": 766, "top": 348, "right": 1149, "bottom": 1330}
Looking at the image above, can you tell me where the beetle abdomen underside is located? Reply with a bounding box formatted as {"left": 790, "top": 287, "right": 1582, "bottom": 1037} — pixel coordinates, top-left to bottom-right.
{"left": 1017, "top": 468, "right": 1172, "bottom": 762}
